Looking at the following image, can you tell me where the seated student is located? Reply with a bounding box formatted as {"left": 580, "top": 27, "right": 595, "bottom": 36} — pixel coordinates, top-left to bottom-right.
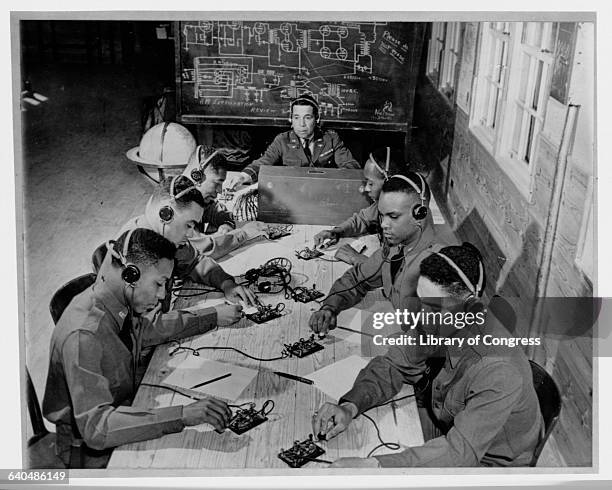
{"left": 115, "top": 175, "right": 256, "bottom": 309}
{"left": 181, "top": 148, "right": 267, "bottom": 258}
{"left": 226, "top": 94, "right": 359, "bottom": 189}
{"left": 309, "top": 171, "right": 451, "bottom": 336}
{"left": 312, "top": 243, "right": 544, "bottom": 467}
{"left": 313, "top": 146, "right": 407, "bottom": 266}
{"left": 43, "top": 229, "right": 233, "bottom": 468}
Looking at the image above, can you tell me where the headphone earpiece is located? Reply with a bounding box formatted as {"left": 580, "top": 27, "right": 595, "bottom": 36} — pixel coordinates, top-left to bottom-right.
{"left": 258, "top": 281, "right": 272, "bottom": 293}
{"left": 108, "top": 229, "right": 141, "bottom": 285}
{"left": 464, "top": 295, "right": 486, "bottom": 315}
{"left": 158, "top": 205, "right": 174, "bottom": 223}
{"left": 387, "top": 173, "right": 429, "bottom": 221}
{"left": 190, "top": 168, "right": 204, "bottom": 183}
{"left": 433, "top": 248, "right": 485, "bottom": 314}
{"left": 158, "top": 175, "right": 198, "bottom": 224}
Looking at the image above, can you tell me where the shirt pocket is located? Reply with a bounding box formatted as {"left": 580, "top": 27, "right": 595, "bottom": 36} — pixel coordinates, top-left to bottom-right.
{"left": 442, "top": 392, "right": 466, "bottom": 418}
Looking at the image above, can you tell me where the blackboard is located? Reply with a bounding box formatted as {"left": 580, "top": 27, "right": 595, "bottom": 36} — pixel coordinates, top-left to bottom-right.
{"left": 176, "top": 21, "right": 425, "bottom": 130}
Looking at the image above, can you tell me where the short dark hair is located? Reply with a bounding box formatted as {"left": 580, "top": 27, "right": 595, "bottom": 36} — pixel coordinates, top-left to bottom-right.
{"left": 291, "top": 94, "right": 319, "bottom": 120}
{"left": 112, "top": 228, "right": 176, "bottom": 269}
{"left": 204, "top": 150, "right": 231, "bottom": 174}
{"left": 369, "top": 147, "right": 405, "bottom": 176}
{"left": 381, "top": 170, "right": 431, "bottom": 202}
{"left": 419, "top": 243, "right": 486, "bottom": 298}
{"left": 153, "top": 175, "right": 206, "bottom": 210}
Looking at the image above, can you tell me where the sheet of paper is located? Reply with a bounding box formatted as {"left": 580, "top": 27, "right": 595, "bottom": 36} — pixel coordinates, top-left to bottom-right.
{"left": 348, "top": 235, "right": 381, "bottom": 257}
{"left": 305, "top": 355, "right": 370, "bottom": 402}
{"left": 335, "top": 308, "right": 364, "bottom": 345}
{"left": 178, "top": 297, "right": 226, "bottom": 313}
{"left": 218, "top": 240, "right": 290, "bottom": 276}
{"left": 163, "top": 357, "right": 258, "bottom": 402}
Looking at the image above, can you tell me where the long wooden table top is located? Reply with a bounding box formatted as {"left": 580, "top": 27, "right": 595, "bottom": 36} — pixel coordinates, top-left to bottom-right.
{"left": 108, "top": 225, "right": 423, "bottom": 469}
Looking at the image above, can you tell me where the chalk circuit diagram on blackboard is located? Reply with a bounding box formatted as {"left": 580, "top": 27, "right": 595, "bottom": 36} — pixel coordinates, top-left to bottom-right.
{"left": 180, "top": 21, "right": 411, "bottom": 120}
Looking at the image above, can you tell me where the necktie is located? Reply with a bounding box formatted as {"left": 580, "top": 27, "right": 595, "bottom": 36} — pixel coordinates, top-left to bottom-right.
{"left": 119, "top": 315, "right": 134, "bottom": 353}
{"left": 302, "top": 139, "right": 312, "bottom": 163}
{"left": 389, "top": 248, "right": 405, "bottom": 284}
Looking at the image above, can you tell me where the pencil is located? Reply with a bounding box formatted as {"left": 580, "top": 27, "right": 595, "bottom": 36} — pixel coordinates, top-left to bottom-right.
{"left": 336, "top": 325, "right": 375, "bottom": 338}
{"left": 190, "top": 373, "right": 232, "bottom": 389}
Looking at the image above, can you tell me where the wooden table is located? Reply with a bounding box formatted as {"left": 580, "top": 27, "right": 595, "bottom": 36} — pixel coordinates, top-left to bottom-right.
{"left": 108, "top": 225, "right": 423, "bottom": 469}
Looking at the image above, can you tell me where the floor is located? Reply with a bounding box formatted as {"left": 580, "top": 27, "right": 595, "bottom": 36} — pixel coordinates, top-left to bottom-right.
{"left": 19, "top": 61, "right": 564, "bottom": 467}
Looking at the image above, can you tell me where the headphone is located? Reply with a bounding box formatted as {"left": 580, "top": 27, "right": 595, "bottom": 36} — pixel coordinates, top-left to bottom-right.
{"left": 289, "top": 95, "right": 321, "bottom": 124}
{"left": 159, "top": 175, "right": 198, "bottom": 223}
{"left": 370, "top": 147, "right": 391, "bottom": 179}
{"left": 107, "top": 228, "right": 140, "bottom": 285}
{"left": 433, "top": 246, "right": 485, "bottom": 314}
{"left": 387, "top": 174, "right": 429, "bottom": 221}
{"left": 190, "top": 147, "right": 219, "bottom": 184}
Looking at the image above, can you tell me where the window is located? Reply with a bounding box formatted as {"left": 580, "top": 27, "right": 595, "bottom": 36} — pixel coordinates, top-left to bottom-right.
{"left": 471, "top": 22, "right": 556, "bottom": 192}
{"left": 503, "top": 23, "right": 555, "bottom": 169}
{"left": 439, "top": 22, "right": 461, "bottom": 100}
{"left": 426, "top": 23, "right": 446, "bottom": 87}
{"left": 471, "top": 22, "right": 511, "bottom": 148}
{"left": 426, "top": 22, "right": 462, "bottom": 102}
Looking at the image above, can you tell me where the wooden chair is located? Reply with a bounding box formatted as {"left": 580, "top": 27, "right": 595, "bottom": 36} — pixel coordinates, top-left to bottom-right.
{"left": 49, "top": 273, "right": 97, "bottom": 324}
{"left": 529, "top": 360, "right": 562, "bottom": 466}
{"left": 25, "top": 368, "right": 65, "bottom": 468}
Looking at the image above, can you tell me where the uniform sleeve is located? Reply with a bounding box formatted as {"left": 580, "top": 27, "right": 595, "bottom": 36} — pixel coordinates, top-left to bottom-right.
{"left": 242, "top": 134, "right": 284, "bottom": 183}
{"left": 374, "top": 361, "right": 523, "bottom": 467}
{"left": 334, "top": 203, "right": 379, "bottom": 238}
{"left": 321, "top": 249, "right": 384, "bottom": 313}
{"left": 331, "top": 131, "right": 360, "bottom": 169}
{"left": 62, "top": 331, "right": 185, "bottom": 450}
{"left": 187, "top": 253, "right": 234, "bottom": 289}
{"left": 189, "top": 229, "right": 250, "bottom": 260}
{"left": 201, "top": 201, "right": 235, "bottom": 231}
{"left": 339, "top": 335, "right": 432, "bottom": 414}
{"left": 140, "top": 306, "right": 218, "bottom": 348}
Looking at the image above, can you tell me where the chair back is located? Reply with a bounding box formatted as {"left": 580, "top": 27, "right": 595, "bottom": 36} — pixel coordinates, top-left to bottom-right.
{"left": 529, "top": 360, "right": 562, "bottom": 466}
{"left": 91, "top": 242, "right": 107, "bottom": 274}
{"left": 49, "top": 273, "right": 97, "bottom": 324}
{"left": 26, "top": 367, "right": 48, "bottom": 444}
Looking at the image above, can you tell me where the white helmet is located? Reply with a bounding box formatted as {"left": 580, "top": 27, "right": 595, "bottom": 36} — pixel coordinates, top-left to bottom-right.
{"left": 126, "top": 122, "right": 197, "bottom": 168}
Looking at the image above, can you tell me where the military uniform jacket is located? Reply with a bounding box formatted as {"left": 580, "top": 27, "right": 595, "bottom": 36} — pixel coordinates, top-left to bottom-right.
{"left": 242, "top": 128, "right": 359, "bottom": 183}
{"left": 42, "top": 278, "right": 218, "bottom": 464}
{"left": 322, "top": 218, "right": 451, "bottom": 314}
{"left": 334, "top": 202, "right": 379, "bottom": 238}
{"left": 339, "top": 317, "right": 544, "bottom": 467}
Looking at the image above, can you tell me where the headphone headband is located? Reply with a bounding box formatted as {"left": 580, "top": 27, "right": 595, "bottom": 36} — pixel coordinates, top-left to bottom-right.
{"left": 433, "top": 250, "right": 484, "bottom": 297}
{"left": 291, "top": 95, "right": 320, "bottom": 112}
{"left": 122, "top": 228, "right": 135, "bottom": 263}
{"left": 388, "top": 174, "right": 423, "bottom": 197}
{"left": 170, "top": 175, "right": 198, "bottom": 201}
{"left": 370, "top": 147, "right": 391, "bottom": 179}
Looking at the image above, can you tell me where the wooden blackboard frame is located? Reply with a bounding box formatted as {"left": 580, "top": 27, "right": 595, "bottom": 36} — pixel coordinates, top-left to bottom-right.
{"left": 174, "top": 20, "right": 423, "bottom": 132}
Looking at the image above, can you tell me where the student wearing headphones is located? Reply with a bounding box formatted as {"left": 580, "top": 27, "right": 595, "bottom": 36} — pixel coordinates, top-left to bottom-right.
{"left": 309, "top": 171, "right": 451, "bottom": 335}
{"left": 181, "top": 148, "right": 268, "bottom": 258}
{"left": 312, "top": 243, "right": 543, "bottom": 467}
{"left": 44, "top": 229, "right": 232, "bottom": 468}
{"left": 226, "top": 94, "right": 359, "bottom": 189}
{"left": 313, "top": 146, "right": 406, "bottom": 265}
{"left": 111, "top": 175, "right": 256, "bottom": 318}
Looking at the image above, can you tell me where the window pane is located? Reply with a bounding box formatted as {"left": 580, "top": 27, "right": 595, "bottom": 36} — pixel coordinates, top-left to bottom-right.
{"left": 532, "top": 60, "right": 544, "bottom": 110}
{"left": 518, "top": 54, "right": 531, "bottom": 103}
{"left": 512, "top": 104, "right": 524, "bottom": 154}
{"left": 524, "top": 115, "right": 536, "bottom": 163}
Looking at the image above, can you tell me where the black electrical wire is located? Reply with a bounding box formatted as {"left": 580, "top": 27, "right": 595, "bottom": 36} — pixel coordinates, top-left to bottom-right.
{"left": 362, "top": 412, "right": 401, "bottom": 458}
{"left": 169, "top": 343, "right": 287, "bottom": 362}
